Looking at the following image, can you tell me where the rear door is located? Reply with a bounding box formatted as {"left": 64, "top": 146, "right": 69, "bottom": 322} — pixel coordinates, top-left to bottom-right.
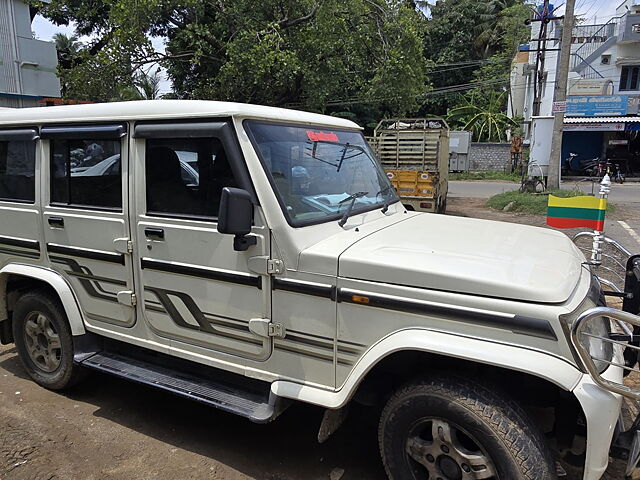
{"left": 131, "top": 120, "right": 272, "bottom": 361}
{"left": 0, "top": 128, "right": 41, "bottom": 263}
{"left": 41, "top": 124, "right": 136, "bottom": 328}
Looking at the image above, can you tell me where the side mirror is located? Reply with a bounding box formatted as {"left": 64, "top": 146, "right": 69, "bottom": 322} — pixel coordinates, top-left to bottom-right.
{"left": 217, "top": 187, "right": 256, "bottom": 251}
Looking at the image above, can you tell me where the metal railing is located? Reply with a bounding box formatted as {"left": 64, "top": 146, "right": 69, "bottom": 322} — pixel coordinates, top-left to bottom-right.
{"left": 573, "top": 19, "right": 619, "bottom": 59}
{"left": 571, "top": 306, "right": 640, "bottom": 400}
{"left": 570, "top": 17, "right": 622, "bottom": 72}
{"left": 571, "top": 53, "right": 605, "bottom": 79}
{"left": 574, "top": 232, "right": 632, "bottom": 291}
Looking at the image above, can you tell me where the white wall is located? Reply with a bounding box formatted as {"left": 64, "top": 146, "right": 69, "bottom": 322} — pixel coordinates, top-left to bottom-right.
{"left": 516, "top": 10, "right": 640, "bottom": 126}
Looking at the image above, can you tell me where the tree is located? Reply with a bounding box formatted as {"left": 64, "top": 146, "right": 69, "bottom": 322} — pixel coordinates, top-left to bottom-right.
{"left": 34, "top": 0, "right": 428, "bottom": 120}
{"left": 447, "top": 90, "right": 518, "bottom": 142}
{"left": 52, "top": 33, "right": 80, "bottom": 56}
{"left": 419, "top": 0, "right": 532, "bottom": 115}
{"left": 135, "top": 69, "right": 162, "bottom": 100}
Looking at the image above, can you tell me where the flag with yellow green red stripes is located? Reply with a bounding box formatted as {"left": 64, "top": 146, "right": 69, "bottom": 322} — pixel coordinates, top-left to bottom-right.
{"left": 546, "top": 195, "right": 607, "bottom": 231}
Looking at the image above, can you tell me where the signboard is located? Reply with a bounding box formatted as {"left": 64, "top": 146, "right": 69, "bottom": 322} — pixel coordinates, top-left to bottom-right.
{"left": 568, "top": 80, "right": 608, "bottom": 96}
{"left": 564, "top": 123, "right": 626, "bottom": 131}
{"left": 566, "top": 96, "right": 630, "bottom": 117}
{"left": 552, "top": 101, "right": 567, "bottom": 113}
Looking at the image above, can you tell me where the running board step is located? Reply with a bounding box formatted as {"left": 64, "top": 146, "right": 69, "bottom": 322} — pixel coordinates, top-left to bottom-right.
{"left": 81, "top": 351, "right": 277, "bottom": 423}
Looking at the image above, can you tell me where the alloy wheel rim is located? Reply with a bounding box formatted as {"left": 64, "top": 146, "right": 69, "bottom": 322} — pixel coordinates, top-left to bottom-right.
{"left": 405, "top": 418, "right": 498, "bottom": 480}
{"left": 23, "top": 312, "right": 62, "bottom": 373}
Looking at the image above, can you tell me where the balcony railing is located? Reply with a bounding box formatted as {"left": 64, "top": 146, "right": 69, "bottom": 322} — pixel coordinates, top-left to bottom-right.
{"left": 571, "top": 17, "right": 622, "bottom": 71}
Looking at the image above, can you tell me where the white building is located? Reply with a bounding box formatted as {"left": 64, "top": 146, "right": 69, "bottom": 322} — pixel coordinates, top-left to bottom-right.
{"left": 511, "top": 0, "right": 640, "bottom": 176}
{"left": 0, "top": 0, "right": 61, "bottom": 108}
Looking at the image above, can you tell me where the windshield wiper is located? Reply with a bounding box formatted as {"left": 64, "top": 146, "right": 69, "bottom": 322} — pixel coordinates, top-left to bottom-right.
{"left": 376, "top": 185, "right": 395, "bottom": 214}
{"left": 308, "top": 141, "right": 367, "bottom": 171}
{"left": 338, "top": 191, "right": 369, "bottom": 227}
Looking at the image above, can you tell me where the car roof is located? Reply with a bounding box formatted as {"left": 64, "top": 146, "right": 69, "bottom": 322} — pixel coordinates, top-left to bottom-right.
{"left": 0, "top": 100, "right": 361, "bottom": 130}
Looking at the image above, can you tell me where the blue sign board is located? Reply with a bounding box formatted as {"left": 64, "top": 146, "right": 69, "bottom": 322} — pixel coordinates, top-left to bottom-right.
{"left": 566, "top": 96, "right": 630, "bottom": 117}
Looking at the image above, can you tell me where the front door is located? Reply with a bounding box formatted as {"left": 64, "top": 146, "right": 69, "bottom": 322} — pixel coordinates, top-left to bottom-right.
{"left": 131, "top": 121, "right": 271, "bottom": 361}
{"left": 42, "top": 124, "right": 136, "bottom": 328}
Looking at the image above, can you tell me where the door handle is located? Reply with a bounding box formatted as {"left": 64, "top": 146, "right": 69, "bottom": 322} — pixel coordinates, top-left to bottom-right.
{"left": 48, "top": 217, "right": 64, "bottom": 228}
{"left": 144, "top": 228, "right": 165, "bottom": 240}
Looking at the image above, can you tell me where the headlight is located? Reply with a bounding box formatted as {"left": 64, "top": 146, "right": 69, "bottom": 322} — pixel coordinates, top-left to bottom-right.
{"left": 577, "top": 315, "right": 613, "bottom": 373}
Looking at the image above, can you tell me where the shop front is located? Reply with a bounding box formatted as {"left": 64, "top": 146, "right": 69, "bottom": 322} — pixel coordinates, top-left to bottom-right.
{"left": 561, "top": 95, "right": 640, "bottom": 178}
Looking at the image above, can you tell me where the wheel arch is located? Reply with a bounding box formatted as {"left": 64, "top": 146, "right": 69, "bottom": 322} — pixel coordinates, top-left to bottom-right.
{"left": 0, "top": 264, "right": 86, "bottom": 336}
{"left": 272, "top": 328, "right": 583, "bottom": 408}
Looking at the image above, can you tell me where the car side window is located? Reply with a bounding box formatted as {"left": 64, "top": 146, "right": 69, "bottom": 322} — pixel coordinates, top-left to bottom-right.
{"left": 0, "top": 139, "right": 36, "bottom": 203}
{"left": 145, "top": 138, "right": 238, "bottom": 219}
{"left": 50, "top": 139, "right": 122, "bottom": 209}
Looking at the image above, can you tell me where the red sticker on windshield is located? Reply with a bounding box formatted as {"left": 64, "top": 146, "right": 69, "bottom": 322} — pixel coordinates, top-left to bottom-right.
{"left": 306, "top": 130, "right": 339, "bottom": 142}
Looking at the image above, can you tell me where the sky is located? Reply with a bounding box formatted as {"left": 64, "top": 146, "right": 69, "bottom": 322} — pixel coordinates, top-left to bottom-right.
{"left": 31, "top": 17, "right": 171, "bottom": 95}
{"left": 565, "top": 0, "right": 622, "bottom": 22}
{"left": 30, "top": 0, "right": 624, "bottom": 96}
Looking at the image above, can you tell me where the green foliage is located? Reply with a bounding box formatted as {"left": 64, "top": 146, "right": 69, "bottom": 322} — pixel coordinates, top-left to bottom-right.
{"left": 52, "top": 33, "right": 80, "bottom": 54}
{"left": 450, "top": 171, "right": 520, "bottom": 181}
{"left": 35, "top": 0, "right": 427, "bottom": 119}
{"left": 419, "top": 0, "right": 532, "bottom": 116}
{"left": 134, "top": 69, "right": 163, "bottom": 100}
{"left": 486, "top": 189, "right": 615, "bottom": 215}
{"left": 447, "top": 90, "right": 518, "bottom": 142}
{"left": 37, "top": 0, "right": 533, "bottom": 129}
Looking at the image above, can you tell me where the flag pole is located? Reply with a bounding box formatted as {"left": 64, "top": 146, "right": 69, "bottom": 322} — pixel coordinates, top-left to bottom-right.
{"left": 590, "top": 174, "right": 611, "bottom": 265}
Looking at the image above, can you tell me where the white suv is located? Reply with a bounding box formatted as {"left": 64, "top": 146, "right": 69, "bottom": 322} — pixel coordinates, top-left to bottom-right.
{"left": 0, "top": 100, "right": 638, "bottom": 480}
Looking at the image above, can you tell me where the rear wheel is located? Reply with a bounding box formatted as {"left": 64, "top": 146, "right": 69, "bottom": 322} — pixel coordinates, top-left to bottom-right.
{"left": 12, "top": 290, "right": 86, "bottom": 390}
{"left": 379, "top": 376, "right": 556, "bottom": 480}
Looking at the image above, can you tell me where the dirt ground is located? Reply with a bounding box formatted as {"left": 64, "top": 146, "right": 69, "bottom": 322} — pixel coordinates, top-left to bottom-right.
{"left": 1, "top": 198, "right": 639, "bottom": 480}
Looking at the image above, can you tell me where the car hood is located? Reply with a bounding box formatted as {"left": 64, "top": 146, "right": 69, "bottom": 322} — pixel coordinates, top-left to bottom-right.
{"left": 338, "top": 213, "right": 585, "bottom": 304}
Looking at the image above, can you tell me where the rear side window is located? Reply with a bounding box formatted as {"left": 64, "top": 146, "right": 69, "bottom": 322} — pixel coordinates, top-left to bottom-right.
{"left": 0, "top": 140, "right": 36, "bottom": 203}
{"left": 50, "top": 139, "right": 122, "bottom": 209}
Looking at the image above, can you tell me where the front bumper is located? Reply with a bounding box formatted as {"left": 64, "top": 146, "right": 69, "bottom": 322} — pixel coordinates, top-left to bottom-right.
{"left": 573, "top": 362, "right": 624, "bottom": 480}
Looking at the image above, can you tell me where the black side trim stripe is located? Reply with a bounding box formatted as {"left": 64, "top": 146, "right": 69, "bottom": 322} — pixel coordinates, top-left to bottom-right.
{"left": 338, "top": 289, "right": 557, "bottom": 341}
{"left": 144, "top": 287, "right": 263, "bottom": 347}
{"left": 274, "top": 342, "right": 334, "bottom": 364}
{"left": 287, "top": 328, "right": 334, "bottom": 343}
{"left": 47, "top": 244, "right": 125, "bottom": 265}
{"left": 273, "top": 278, "right": 335, "bottom": 299}
{"left": 65, "top": 270, "right": 127, "bottom": 286}
{"left": 141, "top": 258, "right": 261, "bottom": 289}
{"left": 50, "top": 257, "right": 119, "bottom": 303}
{"left": 0, "top": 246, "right": 40, "bottom": 259}
{"left": 0, "top": 235, "right": 40, "bottom": 251}
{"left": 285, "top": 333, "right": 333, "bottom": 351}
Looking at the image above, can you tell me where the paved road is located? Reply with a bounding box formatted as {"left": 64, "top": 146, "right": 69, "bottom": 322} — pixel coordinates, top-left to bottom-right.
{"left": 449, "top": 180, "right": 640, "bottom": 204}
{"left": 448, "top": 181, "right": 520, "bottom": 198}
{"left": 448, "top": 180, "right": 640, "bottom": 254}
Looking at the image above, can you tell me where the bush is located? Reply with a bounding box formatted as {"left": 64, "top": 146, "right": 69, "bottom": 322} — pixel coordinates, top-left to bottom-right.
{"left": 450, "top": 171, "right": 520, "bottom": 182}
{"left": 486, "top": 189, "right": 610, "bottom": 215}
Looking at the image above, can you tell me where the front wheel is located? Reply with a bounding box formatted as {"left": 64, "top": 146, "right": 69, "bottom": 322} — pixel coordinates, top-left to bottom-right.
{"left": 379, "top": 376, "right": 556, "bottom": 480}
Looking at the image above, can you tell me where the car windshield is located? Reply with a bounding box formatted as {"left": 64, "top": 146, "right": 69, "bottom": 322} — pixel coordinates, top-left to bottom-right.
{"left": 245, "top": 121, "right": 398, "bottom": 226}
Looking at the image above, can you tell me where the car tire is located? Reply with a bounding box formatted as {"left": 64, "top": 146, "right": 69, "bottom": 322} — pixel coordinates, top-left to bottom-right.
{"left": 12, "top": 290, "right": 86, "bottom": 390}
{"left": 379, "top": 376, "right": 557, "bottom": 480}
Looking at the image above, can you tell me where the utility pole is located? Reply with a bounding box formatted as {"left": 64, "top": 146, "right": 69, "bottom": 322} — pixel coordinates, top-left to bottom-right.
{"left": 532, "top": 0, "right": 550, "bottom": 117}
{"left": 547, "top": 0, "right": 577, "bottom": 190}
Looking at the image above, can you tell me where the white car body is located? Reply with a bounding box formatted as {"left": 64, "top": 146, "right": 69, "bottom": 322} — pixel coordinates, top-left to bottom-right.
{"left": 0, "top": 100, "right": 634, "bottom": 479}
